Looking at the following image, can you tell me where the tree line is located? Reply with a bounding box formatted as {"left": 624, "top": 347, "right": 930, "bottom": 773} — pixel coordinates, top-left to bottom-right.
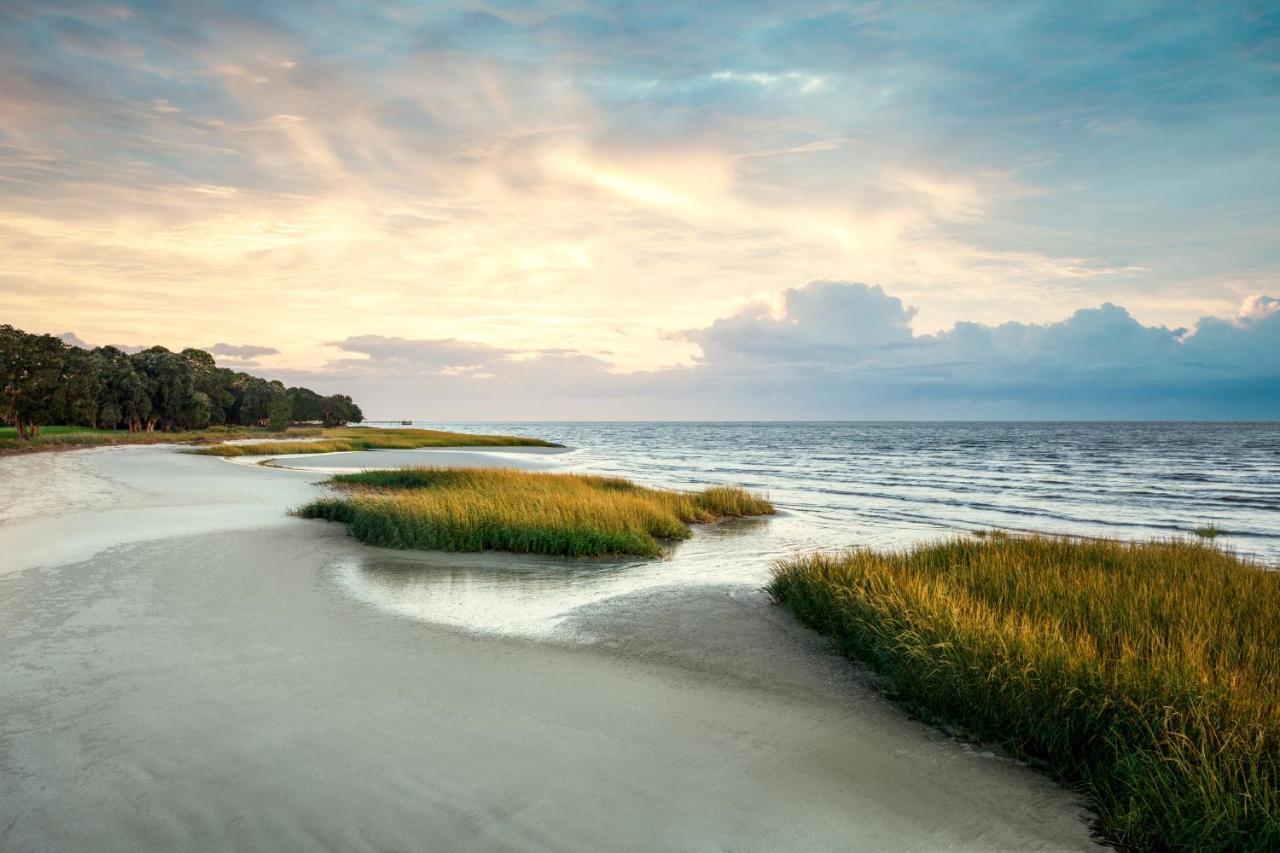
{"left": 0, "top": 324, "right": 363, "bottom": 439}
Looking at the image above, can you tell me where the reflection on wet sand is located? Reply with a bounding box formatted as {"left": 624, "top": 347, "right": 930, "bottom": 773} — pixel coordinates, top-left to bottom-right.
{"left": 334, "top": 517, "right": 777, "bottom": 638}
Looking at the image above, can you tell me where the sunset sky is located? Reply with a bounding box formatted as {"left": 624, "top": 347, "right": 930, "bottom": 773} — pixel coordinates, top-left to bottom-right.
{"left": 2, "top": 1, "right": 1277, "bottom": 418}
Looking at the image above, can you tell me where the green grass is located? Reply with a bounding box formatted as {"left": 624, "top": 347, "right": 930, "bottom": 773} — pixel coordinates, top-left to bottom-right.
{"left": 0, "top": 424, "right": 319, "bottom": 455}
{"left": 194, "top": 427, "right": 561, "bottom": 457}
{"left": 768, "top": 535, "right": 1280, "bottom": 851}
{"left": 0, "top": 425, "right": 104, "bottom": 438}
{"left": 296, "top": 467, "right": 774, "bottom": 557}
{"left": 1193, "top": 523, "right": 1223, "bottom": 539}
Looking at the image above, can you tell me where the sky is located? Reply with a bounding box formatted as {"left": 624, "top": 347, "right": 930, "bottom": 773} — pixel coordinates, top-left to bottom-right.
{"left": 2, "top": 0, "right": 1278, "bottom": 419}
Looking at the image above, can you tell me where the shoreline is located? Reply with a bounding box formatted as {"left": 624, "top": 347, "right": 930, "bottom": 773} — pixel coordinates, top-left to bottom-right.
{"left": 0, "top": 444, "right": 1102, "bottom": 851}
{"left": 252, "top": 444, "right": 576, "bottom": 473}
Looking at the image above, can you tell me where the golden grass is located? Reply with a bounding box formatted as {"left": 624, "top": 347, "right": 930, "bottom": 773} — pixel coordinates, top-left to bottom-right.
{"left": 194, "top": 427, "right": 560, "bottom": 457}
{"left": 769, "top": 535, "right": 1280, "bottom": 850}
{"left": 296, "top": 467, "right": 774, "bottom": 557}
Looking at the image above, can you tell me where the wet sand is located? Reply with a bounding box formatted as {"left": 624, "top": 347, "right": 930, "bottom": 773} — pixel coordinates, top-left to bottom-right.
{"left": 0, "top": 446, "right": 1101, "bottom": 851}
{"left": 256, "top": 444, "right": 573, "bottom": 474}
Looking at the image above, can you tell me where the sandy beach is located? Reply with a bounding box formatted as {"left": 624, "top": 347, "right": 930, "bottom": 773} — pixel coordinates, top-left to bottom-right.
{"left": 0, "top": 445, "right": 1101, "bottom": 851}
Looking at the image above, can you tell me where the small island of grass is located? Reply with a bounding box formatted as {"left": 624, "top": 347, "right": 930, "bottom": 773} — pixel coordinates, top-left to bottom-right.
{"left": 296, "top": 467, "right": 774, "bottom": 557}
{"left": 769, "top": 535, "right": 1280, "bottom": 851}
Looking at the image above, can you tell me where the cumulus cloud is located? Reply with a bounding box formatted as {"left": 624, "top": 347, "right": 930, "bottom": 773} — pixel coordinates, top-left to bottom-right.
{"left": 680, "top": 282, "right": 918, "bottom": 365}
{"left": 1239, "top": 295, "right": 1280, "bottom": 322}
{"left": 675, "top": 282, "right": 1280, "bottom": 414}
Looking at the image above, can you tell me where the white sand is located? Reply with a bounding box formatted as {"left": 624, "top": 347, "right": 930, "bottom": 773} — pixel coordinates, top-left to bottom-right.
{"left": 0, "top": 446, "right": 1101, "bottom": 852}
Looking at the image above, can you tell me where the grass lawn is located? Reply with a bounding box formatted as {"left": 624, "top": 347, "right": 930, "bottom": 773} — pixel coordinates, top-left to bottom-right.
{"left": 769, "top": 534, "right": 1280, "bottom": 851}
{"left": 297, "top": 467, "right": 774, "bottom": 557}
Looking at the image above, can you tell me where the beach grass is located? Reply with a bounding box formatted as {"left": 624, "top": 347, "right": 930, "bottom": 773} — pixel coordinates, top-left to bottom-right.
{"left": 296, "top": 467, "right": 774, "bottom": 557}
{"left": 768, "top": 535, "right": 1280, "bottom": 851}
{"left": 0, "top": 424, "right": 318, "bottom": 455}
{"left": 1193, "top": 523, "right": 1222, "bottom": 539}
{"left": 194, "top": 427, "right": 560, "bottom": 457}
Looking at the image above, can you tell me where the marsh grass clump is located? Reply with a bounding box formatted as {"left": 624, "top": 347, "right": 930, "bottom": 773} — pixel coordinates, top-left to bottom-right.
{"left": 296, "top": 467, "right": 773, "bottom": 557}
{"left": 1193, "top": 522, "right": 1222, "bottom": 539}
{"left": 768, "top": 535, "right": 1280, "bottom": 851}
{"left": 195, "top": 427, "right": 560, "bottom": 457}
{"left": 0, "top": 425, "right": 317, "bottom": 455}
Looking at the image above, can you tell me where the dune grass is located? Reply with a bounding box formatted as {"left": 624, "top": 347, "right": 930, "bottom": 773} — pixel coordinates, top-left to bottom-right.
{"left": 0, "top": 424, "right": 317, "bottom": 455}
{"left": 768, "top": 535, "right": 1280, "bottom": 851}
{"left": 195, "top": 427, "right": 560, "bottom": 457}
{"left": 296, "top": 467, "right": 774, "bottom": 557}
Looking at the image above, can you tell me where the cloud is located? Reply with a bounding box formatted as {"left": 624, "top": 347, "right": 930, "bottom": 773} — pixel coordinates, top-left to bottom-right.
{"left": 57, "top": 331, "right": 90, "bottom": 348}
{"left": 679, "top": 281, "right": 918, "bottom": 364}
{"left": 1239, "top": 295, "right": 1280, "bottom": 322}
{"left": 674, "top": 282, "right": 1280, "bottom": 414}
{"left": 275, "top": 335, "right": 615, "bottom": 419}
{"left": 207, "top": 342, "right": 281, "bottom": 360}
{"left": 326, "top": 335, "right": 511, "bottom": 370}
{"left": 315, "top": 335, "right": 614, "bottom": 390}
{"left": 53, "top": 331, "right": 142, "bottom": 353}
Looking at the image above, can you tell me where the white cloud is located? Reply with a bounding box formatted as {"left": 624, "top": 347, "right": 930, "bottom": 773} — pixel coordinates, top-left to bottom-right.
{"left": 680, "top": 282, "right": 918, "bottom": 364}
{"left": 709, "top": 70, "right": 828, "bottom": 93}
{"left": 1239, "top": 294, "right": 1280, "bottom": 322}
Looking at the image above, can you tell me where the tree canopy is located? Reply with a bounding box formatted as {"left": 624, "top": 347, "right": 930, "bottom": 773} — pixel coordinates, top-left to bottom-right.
{"left": 0, "top": 324, "right": 363, "bottom": 438}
